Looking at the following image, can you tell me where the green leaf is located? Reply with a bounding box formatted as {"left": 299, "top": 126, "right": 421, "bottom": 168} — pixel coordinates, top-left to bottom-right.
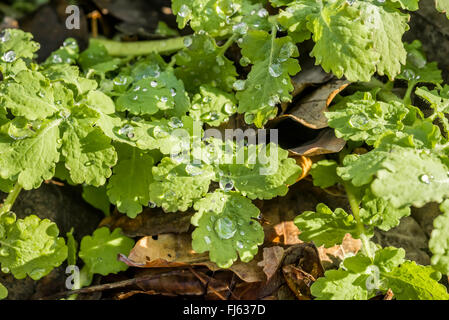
{"left": 191, "top": 191, "right": 264, "bottom": 268}
{"left": 149, "top": 158, "right": 215, "bottom": 212}
{"left": 293, "top": 0, "right": 409, "bottom": 81}
{"left": 277, "top": 0, "right": 320, "bottom": 42}
{"left": 107, "top": 145, "right": 155, "bottom": 218}
{"left": 339, "top": 146, "right": 449, "bottom": 208}
{"left": 327, "top": 91, "right": 410, "bottom": 145}
{"left": 0, "top": 119, "right": 61, "bottom": 190}
{"left": 236, "top": 30, "right": 300, "bottom": 127}
{"left": 78, "top": 227, "right": 134, "bottom": 276}
{"left": 0, "top": 213, "right": 68, "bottom": 280}
{"left": 436, "top": 0, "right": 449, "bottom": 18}
{"left": 360, "top": 189, "right": 411, "bottom": 231}
{"left": 0, "top": 69, "right": 62, "bottom": 120}
{"left": 397, "top": 41, "right": 442, "bottom": 85}
{"left": 216, "top": 142, "right": 302, "bottom": 200}
{"left": 174, "top": 34, "right": 238, "bottom": 92}
{"left": 0, "top": 29, "right": 40, "bottom": 77}
{"left": 294, "top": 203, "right": 360, "bottom": 248}
{"left": 44, "top": 38, "right": 79, "bottom": 66}
{"left": 61, "top": 111, "right": 117, "bottom": 187}
{"left": 383, "top": 261, "right": 449, "bottom": 300}
{"left": 0, "top": 282, "right": 7, "bottom": 300}
{"left": 82, "top": 185, "right": 110, "bottom": 216}
{"left": 42, "top": 64, "right": 98, "bottom": 97}
{"left": 172, "top": 0, "right": 242, "bottom": 37}
{"left": 311, "top": 269, "right": 369, "bottom": 300}
{"left": 429, "top": 200, "right": 449, "bottom": 274}
{"left": 78, "top": 41, "right": 122, "bottom": 77}
{"left": 310, "top": 160, "right": 340, "bottom": 188}
{"left": 190, "top": 85, "right": 237, "bottom": 126}
{"left": 116, "top": 69, "right": 190, "bottom": 117}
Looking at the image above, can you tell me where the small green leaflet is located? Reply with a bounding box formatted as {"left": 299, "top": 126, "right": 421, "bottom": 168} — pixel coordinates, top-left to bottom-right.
{"left": 0, "top": 282, "right": 7, "bottom": 300}
{"left": 236, "top": 29, "right": 300, "bottom": 127}
{"left": 149, "top": 158, "right": 215, "bottom": 212}
{"left": 397, "top": 41, "right": 442, "bottom": 86}
{"left": 312, "top": 247, "right": 449, "bottom": 300}
{"left": 310, "top": 160, "right": 340, "bottom": 189}
{"left": 279, "top": 0, "right": 409, "bottom": 81}
{"left": 174, "top": 34, "right": 237, "bottom": 93}
{"left": 0, "top": 69, "right": 62, "bottom": 121}
{"left": 294, "top": 203, "right": 360, "bottom": 248}
{"left": 215, "top": 142, "right": 302, "bottom": 200}
{"left": 191, "top": 191, "right": 264, "bottom": 268}
{"left": 107, "top": 144, "right": 155, "bottom": 218}
{"left": 338, "top": 146, "right": 449, "bottom": 208}
{"left": 116, "top": 69, "right": 190, "bottom": 117}
{"left": 44, "top": 38, "right": 79, "bottom": 66}
{"left": 172, "top": 0, "right": 238, "bottom": 36}
{"left": 429, "top": 200, "right": 449, "bottom": 274}
{"left": 190, "top": 85, "right": 237, "bottom": 126}
{"left": 326, "top": 91, "right": 410, "bottom": 145}
{"left": 415, "top": 85, "right": 449, "bottom": 133}
{"left": 436, "top": 0, "right": 449, "bottom": 18}
{"left": 384, "top": 261, "right": 449, "bottom": 300}
{"left": 0, "top": 213, "right": 68, "bottom": 280}
{"left": 360, "top": 189, "right": 411, "bottom": 231}
{"left": 78, "top": 227, "right": 134, "bottom": 276}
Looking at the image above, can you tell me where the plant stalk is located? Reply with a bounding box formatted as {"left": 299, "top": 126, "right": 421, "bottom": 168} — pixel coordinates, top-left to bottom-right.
{"left": 344, "top": 183, "right": 374, "bottom": 259}
{"left": 92, "top": 36, "right": 186, "bottom": 57}
{"left": 0, "top": 183, "right": 22, "bottom": 216}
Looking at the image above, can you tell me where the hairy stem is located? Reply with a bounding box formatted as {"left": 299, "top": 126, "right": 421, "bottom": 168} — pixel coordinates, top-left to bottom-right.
{"left": 404, "top": 81, "right": 417, "bottom": 105}
{"left": 0, "top": 183, "right": 22, "bottom": 216}
{"left": 92, "top": 37, "right": 186, "bottom": 57}
{"left": 344, "top": 183, "right": 373, "bottom": 259}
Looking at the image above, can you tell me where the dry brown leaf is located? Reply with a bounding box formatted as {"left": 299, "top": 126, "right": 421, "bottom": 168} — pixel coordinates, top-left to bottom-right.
{"left": 317, "top": 233, "right": 362, "bottom": 269}
{"left": 257, "top": 246, "right": 285, "bottom": 281}
{"left": 294, "top": 156, "right": 313, "bottom": 182}
{"left": 122, "top": 233, "right": 265, "bottom": 283}
{"left": 268, "top": 221, "right": 302, "bottom": 245}
{"left": 288, "top": 128, "right": 346, "bottom": 157}
{"left": 280, "top": 79, "right": 350, "bottom": 129}
{"left": 282, "top": 265, "right": 314, "bottom": 300}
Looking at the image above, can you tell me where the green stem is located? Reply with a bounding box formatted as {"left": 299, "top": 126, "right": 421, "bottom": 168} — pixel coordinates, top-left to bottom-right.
{"left": 0, "top": 183, "right": 22, "bottom": 216}
{"left": 344, "top": 183, "right": 373, "bottom": 259}
{"left": 92, "top": 37, "right": 186, "bottom": 57}
{"left": 217, "top": 34, "right": 238, "bottom": 56}
{"left": 404, "top": 81, "right": 416, "bottom": 105}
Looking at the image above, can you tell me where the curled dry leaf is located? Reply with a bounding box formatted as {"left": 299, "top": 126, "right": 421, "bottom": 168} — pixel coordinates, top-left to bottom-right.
{"left": 281, "top": 65, "right": 333, "bottom": 113}
{"left": 268, "top": 221, "right": 302, "bottom": 246}
{"left": 294, "top": 156, "right": 313, "bottom": 182}
{"left": 288, "top": 128, "right": 346, "bottom": 157}
{"left": 278, "top": 79, "right": 350, "bottom": 129}
{"left": 282, "top": 265, "right": 315, "bottom": 300}
{"left": 122, "top": 233, "right": 265, "bottom": 283}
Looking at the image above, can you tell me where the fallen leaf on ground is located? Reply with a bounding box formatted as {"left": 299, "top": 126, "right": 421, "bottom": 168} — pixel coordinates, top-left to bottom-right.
{"left": 257, "top": 246, "right": 285, "bottom": 281}
{"left": 317, "top": 233, "right": 362, "bottom": 269}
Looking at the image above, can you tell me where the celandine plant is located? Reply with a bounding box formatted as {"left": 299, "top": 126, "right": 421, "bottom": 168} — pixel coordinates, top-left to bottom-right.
{"left": 0, "top": 0, "right": 449, "bottom": 300}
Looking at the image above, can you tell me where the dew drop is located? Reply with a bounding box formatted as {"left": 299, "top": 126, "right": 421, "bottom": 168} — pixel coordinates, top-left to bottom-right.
{"left": 257, "top": 8, "right": 269, "bottom": 18}
{"left": 168, "top": 117, "right": 183, "bottom": 128}
{"left": 269, "top": 63, "right": 282, "bottom": 77}
{"left": 170, "top": 88, "right": 177, "bottom": 97}
{"left": 204, "top": 236, "right": 211, "bottom": 244}
{"left": 232, "top": 22, "right": 248, "bottom": 35}
{"left": 236, "top": 241, "right": 244, "bottom": 249}
{"left": 150, "top": 80, "right": 158, "bottom": 88}
{"left": 186, "top": 163, "right": 203, "bottom": 176}
{"left": 233, "top": 80, "right": 246, "bottom": 91}
{"left": 148, "top": 201, "right": 157, "bottom": 208}
{"left": 178, "top": 4, "right": 191, "bottom": 18}
{"left": 349, "top": 114, "right": 369, "bottom": 128}
{"left": 214, "top": 217, "right": 236, "bottom": 239}
{"left": 183, "top": 36, "right": 193, "bottom": 48}
{"left": 2, "top": 50, "right": 16, "bottom": 63}
{"left": 224, "top": 103, "right": 236, "bottom": 114}
{"left": 419, "top": 174, "right": 431, "bottom": 184}
{"left": 219, "top": 177, "right": 234, "bottom": 192}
